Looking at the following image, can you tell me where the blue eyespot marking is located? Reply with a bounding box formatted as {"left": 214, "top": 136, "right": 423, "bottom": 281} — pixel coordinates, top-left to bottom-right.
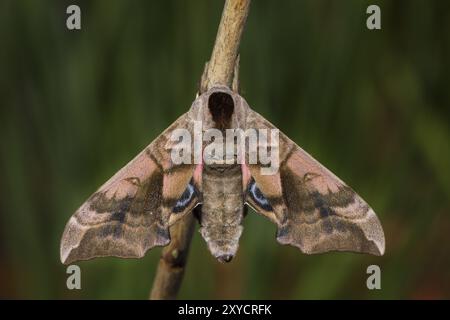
{"left": 173, "top": 182, "right": 195, "bottom": 213}
{"left": 249, "top": 180, "right": 273, "bottom": 211}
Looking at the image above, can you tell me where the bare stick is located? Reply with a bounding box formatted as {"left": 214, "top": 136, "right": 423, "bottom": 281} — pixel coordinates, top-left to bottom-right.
{"left": 150, "top": 0, "right": 251, "bottom": 300}
{"left": 150, "top": 211, "right": 197, "bottom": 299}
{"left": 201, "top": 0, "right": 250, "bottom": 92}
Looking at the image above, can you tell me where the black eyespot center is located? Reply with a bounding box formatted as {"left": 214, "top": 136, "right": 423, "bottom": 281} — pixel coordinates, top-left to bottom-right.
{"left": 173, "top": 182, "right": 196, "bottom": 213}
{"left": 249, "top": 179, "right": 273, "bottom": 211}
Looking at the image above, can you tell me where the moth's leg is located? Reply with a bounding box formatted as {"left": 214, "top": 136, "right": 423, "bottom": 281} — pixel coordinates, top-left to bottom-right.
{"left": 193, "top": 205, "right": 203, "bottom": 224}
{"left": 243, "top": 204, "right": 249, "bottom": 218}
{"left": 232, "top": 54, "right": 240, "bottom": 93}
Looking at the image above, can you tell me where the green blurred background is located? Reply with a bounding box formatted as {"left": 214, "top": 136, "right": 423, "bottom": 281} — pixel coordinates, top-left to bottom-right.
{"left": 1, "top": 0, "right": 449, "bottom": 299}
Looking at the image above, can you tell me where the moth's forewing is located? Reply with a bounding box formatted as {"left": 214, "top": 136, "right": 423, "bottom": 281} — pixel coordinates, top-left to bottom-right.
{"left": 244, "top": 108, "right": 385, "bottom": 256}
{"left": 60, "top": 112, "right": 200, "bottom": 264}
{"left": 61, "top": 85, "right": 386, "bottom": 266}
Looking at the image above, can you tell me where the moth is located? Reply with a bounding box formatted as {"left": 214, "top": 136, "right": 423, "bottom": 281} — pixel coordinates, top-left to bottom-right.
{"left": 60, "top": 85, "right": 385, "bottom": 264}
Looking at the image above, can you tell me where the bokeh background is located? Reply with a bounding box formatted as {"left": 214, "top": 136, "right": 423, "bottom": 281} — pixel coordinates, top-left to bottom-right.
{"left": 1, "top": 0, "right": 449, "bottom": 299}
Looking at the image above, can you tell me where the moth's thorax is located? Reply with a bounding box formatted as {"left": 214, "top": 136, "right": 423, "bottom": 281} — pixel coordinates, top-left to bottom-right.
{"left": 196, "top": 86, "right": 248, "bottom": 131}
{"left": 200, "top": 164, "right": 244, "bottom": 263}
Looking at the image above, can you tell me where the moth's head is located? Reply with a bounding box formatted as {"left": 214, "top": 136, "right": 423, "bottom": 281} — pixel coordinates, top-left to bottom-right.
{"left": 200, "top": 86, "right": 245, "bottom": 131}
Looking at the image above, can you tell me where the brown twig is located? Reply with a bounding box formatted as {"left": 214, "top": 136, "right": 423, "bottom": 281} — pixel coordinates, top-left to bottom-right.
{"left": 201, "top": 0, "right": 250, "bottom": 93}
{"left": 149, "top": 210, "right": 197, "bottom": 299}
{"left": 149, "top": 0, "right": 251, "bottom": 300}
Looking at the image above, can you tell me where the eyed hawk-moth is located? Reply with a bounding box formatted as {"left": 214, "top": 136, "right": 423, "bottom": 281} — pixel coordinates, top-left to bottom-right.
{"left": 60, "top": 85, "right": 385, "bottom": 264}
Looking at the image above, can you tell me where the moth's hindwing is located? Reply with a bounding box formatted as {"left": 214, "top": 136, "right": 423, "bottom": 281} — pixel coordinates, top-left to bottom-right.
{"left": 244, "top": 109, "right": 385, "bottom": 256}
{"left": 60, "top": 112, "right": 200, "bottom": 264}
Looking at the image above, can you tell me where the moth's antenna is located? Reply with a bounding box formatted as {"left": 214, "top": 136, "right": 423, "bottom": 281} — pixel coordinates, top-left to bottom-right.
{"left": 199, "top": 61, "right": 209, "bottom": 95}
{"left": 232, "top": 54, "right": 241, "bottom": 93}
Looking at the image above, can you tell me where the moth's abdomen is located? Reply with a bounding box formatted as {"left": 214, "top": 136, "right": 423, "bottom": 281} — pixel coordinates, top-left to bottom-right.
{"left": 200, "top": 164, "right": 244, "bottom": 262}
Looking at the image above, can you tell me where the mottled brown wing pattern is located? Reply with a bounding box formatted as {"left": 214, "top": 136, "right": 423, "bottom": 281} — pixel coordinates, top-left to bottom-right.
{"left": 60, "top": 112, "right": 200, "bottom": 264}
{"left": 245, "top": 109, "right": 385, "bottom": 256}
